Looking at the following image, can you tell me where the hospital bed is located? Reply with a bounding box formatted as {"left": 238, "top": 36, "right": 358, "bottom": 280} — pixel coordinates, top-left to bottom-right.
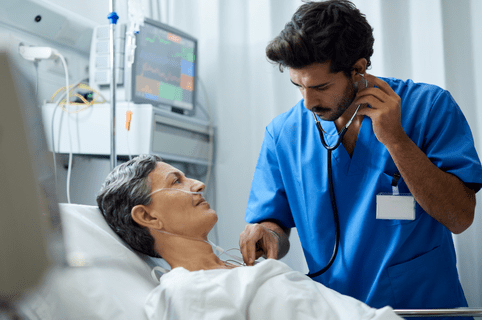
{"left": 19, "top": 203, "right": 168, "bottom": 320}
{"left": 19, "top": 204, "right": 482, "bottom": 319}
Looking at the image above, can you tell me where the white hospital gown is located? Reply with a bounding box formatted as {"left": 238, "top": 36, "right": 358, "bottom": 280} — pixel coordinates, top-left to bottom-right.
{"left": 144, "top": 259, "right": 402, "bottom": 320}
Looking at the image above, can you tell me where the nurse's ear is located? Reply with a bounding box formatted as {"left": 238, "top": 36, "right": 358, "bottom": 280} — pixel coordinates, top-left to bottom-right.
{"left": 131, "top": 205, "right": 164, "bottom": 230}
{"left": 350, "top": 58, "right": 367, "bottom": 81}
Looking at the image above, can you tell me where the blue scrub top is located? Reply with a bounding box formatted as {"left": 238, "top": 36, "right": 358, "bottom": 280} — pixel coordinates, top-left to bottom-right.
{"left": 245, "top": 77, "right": 482, "bottom": 311}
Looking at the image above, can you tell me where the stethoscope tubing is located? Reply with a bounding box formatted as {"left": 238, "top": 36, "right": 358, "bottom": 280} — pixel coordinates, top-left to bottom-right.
{"left": 311, "top": 103, "right": 362, "bottom": 150}
{"left": 307, "top": 104, "right": 362, "bottom": 278}
{"left": 307, "top": 147, "right": 340, "bottom": 278}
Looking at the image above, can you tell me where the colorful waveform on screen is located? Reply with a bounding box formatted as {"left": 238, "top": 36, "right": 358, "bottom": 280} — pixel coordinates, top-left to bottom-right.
{"left": 136, "top": 63, "right": 194, "bottom": 102}
{"left": 167, "top": 33, "right": 181, "bottom": 43}
{"left": 142, "top": 63, "right": 181, "bottom": 83}
{"left": 144, "top": 35, "right": 195, "bottom": 63}
{"left": 135, "top": 25, "right": 196, "bottom": 107}
{"left": 140, "top": 62, "right": 193, "bottom": 92}
{"left": 146, "top": 35, "right": 170, "bottom": 45}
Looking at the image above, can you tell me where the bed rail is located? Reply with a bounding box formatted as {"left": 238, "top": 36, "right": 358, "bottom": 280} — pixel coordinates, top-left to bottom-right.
{"left": 394, "top": 308, "right": 482, "bottom": 317}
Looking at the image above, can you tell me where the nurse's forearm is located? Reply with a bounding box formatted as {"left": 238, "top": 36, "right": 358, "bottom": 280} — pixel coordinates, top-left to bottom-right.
{"left": 385, "top": 134, "right": 476, "bottom": 234}
{"left": 260, "top": 220, "right": 291, "bottom": 259}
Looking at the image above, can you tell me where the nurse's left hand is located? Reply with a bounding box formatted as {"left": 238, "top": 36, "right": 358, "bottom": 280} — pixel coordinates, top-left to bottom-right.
{"left": 353, "top": 74, "right": 408, "bottom": 147}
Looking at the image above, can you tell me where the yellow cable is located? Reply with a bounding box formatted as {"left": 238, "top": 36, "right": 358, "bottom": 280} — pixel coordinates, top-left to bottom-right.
{"left": 51, "top": 83, "right": 106, "bottom": 114}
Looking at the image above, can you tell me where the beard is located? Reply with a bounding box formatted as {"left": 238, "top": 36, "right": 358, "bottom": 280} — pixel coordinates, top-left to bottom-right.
{"left": 311, "top": 79, "right": 357, "bottom": 121}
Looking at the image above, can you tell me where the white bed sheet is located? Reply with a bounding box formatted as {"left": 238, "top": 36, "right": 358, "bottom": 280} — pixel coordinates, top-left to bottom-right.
{"left": 145, "top": 259, "right": 402, "bottom": 320}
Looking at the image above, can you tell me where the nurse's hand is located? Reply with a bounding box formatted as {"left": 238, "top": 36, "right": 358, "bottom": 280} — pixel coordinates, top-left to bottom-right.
{"left": 354, "top": 73, "right": 408, "bottom": 147}
{"left": 239, "top": 223, "right": 280, "bottom": 266}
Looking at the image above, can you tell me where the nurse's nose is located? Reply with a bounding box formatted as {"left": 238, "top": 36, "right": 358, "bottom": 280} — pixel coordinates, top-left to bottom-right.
{"left": 302, "top": 88, "right": 318, "bottom": 111}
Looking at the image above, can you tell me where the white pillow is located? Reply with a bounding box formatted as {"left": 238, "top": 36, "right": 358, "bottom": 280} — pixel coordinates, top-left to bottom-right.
{"left": 20, "top": 203, "right": 168, "bottom": 320}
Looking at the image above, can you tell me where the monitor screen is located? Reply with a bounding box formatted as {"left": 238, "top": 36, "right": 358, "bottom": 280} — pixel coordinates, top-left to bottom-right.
{"left": 132, "top": 19, "right": 197, "bottom": 115}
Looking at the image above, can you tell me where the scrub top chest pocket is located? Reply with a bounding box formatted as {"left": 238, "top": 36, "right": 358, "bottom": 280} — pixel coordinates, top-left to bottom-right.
{"left": 377, "top": 173, "right": 416, "bottom": 221}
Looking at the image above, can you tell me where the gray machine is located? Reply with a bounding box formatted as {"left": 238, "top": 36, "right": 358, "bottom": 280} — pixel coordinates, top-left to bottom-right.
{"left": 42, "top": 102, "right": 213, "bottom": 166}
{"left": 44, "top": 17, "right": 213, "bottom": 166}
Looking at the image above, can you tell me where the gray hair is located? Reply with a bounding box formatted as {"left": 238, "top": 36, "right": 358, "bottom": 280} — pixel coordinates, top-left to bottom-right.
{"left": 96, "top": 154, "right": 162, "bottom": 258}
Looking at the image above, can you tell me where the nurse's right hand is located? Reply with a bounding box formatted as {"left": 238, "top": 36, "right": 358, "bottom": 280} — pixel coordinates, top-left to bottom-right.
{"left": 239, "top": 223, "right": 280, "bottom": 266}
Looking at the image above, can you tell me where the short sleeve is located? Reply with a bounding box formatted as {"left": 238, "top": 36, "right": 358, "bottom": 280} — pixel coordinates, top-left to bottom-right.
{"left": 245, "top": 128, "right": 295, "bottom": 229}
{"left": 422, "top": 90, "right": 482, "bottom": 191}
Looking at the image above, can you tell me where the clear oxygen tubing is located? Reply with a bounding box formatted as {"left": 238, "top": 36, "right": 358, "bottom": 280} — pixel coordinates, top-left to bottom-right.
{"left": 149, "top": 230, "right": 246, "bottom": 283}
{"left": 148, "top": 227, "right": 247, "bottom": 282}
{"left": 149, "top": 228, "right": 247, "bottom": 267}
{"left": 148, "top": 188, "right": 203, "bottom": 197}
{"left": 147, "top": 187, "right": 247, "bottom": 279}
{"left": 148, "top": 188, "right": 204, "bottom": 206}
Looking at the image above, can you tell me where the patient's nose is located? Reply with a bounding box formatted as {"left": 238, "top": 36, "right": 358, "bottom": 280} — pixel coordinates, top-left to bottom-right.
{"left": 191, "top": 178, "right": 205, "bottom": 193}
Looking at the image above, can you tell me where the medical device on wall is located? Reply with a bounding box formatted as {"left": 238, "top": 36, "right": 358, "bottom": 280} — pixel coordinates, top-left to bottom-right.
{"left": 42, "top": 102, "right": 213, "bottom": 166}
{"left": 89, "top": 18, "right": 198, "bottom": 116}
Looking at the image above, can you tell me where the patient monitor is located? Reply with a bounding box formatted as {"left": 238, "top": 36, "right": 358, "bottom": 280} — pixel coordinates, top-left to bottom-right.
{"left": 89, "top": 18, "right": 198, "bottom": 116}
{"left": 42, "top": 18, "right": 211, "bottom": 166}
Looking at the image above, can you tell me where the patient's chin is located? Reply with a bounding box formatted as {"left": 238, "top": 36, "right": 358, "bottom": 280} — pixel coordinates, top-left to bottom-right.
{"left": 207, "top": 210, "right": 218, "bottom": 227}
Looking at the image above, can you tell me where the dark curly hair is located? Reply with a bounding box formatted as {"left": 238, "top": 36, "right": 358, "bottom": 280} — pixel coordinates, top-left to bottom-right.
{"left": 266, "top": 0, "right": 374, "bottom": 76}
{"left": 96, "top": 154, "right": 162, "bottom": 258}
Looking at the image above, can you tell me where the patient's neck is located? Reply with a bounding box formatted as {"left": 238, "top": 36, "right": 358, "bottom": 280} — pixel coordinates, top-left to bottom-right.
{"left": 154, "top": 232, "right": 230, "bottom": 272}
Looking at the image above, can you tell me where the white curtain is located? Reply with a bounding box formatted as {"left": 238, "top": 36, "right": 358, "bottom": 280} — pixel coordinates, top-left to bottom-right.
{"left": 150, "top": 0, "right": 482, "bottom": 307}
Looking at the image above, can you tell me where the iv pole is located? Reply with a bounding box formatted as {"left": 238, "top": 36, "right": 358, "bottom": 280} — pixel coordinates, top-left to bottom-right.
{"left": 108, "top": 1, "right": 119, "bottom": 170}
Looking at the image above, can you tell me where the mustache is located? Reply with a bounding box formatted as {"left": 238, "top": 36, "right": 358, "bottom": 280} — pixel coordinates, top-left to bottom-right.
{"left": 310, "top": 106, "right": 329, "bottom": 113}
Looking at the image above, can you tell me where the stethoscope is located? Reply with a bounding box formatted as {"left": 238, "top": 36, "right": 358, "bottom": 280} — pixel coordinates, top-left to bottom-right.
{"left": 307, "top": 73, "right": 367, "bottom": 279}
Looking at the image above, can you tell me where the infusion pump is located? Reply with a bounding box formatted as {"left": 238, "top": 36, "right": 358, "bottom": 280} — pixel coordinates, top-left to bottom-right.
{"left": 41, "top": 102, "right": 213, "bottom": 165}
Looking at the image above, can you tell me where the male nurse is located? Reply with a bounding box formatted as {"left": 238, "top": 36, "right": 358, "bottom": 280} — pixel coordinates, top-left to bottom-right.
{"left": 239, "top": 0, "right": 482, "bottom": 316}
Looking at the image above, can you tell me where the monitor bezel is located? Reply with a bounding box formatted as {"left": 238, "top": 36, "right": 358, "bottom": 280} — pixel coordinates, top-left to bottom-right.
{"left": 131, "top": 18, "right": 198, "bottom": 116}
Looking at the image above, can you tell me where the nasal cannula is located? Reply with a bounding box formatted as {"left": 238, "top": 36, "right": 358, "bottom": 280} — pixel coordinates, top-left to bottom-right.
{"left": 147, "top": 188, "right": 249, "bottom": 279}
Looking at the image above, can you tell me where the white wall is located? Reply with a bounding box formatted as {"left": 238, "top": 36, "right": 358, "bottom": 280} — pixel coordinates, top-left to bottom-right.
{"left": 444, "top": 0, "right": 482, "bottom": 308}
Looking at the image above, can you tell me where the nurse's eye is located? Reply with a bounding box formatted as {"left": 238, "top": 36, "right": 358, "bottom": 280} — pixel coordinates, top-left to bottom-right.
{"left": 315, "top": 86, "right": 328, "bottom": 92}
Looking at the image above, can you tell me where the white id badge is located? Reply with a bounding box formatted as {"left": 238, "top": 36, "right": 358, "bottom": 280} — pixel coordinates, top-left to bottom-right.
{"left": 376, "top": 194, "right": 415, "bottom": 220}
{"left": 377, "top": 173, "right": 415, "bottom": 220}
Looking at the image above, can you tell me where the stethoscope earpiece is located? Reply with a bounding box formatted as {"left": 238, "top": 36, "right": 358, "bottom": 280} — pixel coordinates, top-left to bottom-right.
{"left": 357, "top": 72, "right": 368, "bottom": 88}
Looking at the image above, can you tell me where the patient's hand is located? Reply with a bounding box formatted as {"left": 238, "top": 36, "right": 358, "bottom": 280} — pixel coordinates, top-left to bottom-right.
{"left": 239, "top": 223, "right": 280, "bottom": 266}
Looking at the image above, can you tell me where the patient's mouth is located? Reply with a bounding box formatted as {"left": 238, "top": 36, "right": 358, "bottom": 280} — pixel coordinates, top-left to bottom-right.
{"left": 196, "top": 197, "right": 208, "bottom": 206}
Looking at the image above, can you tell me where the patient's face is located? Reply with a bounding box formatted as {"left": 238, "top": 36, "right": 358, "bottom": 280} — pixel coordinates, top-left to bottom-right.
{"left": 146, "top": 162, "right": 217, "bottom": 237}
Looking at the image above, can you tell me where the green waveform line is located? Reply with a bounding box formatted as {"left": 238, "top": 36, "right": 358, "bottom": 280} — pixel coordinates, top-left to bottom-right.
{"left": 146, "top": 34, "right": 170, "bottom": 45}
{"left": 173, "top": 47, "right": 195, "bottom": 62}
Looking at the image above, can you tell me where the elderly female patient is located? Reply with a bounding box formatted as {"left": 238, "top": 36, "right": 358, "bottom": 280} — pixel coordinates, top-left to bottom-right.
{"left": 96, "top": 154, "right": 401, "bottom": 320}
